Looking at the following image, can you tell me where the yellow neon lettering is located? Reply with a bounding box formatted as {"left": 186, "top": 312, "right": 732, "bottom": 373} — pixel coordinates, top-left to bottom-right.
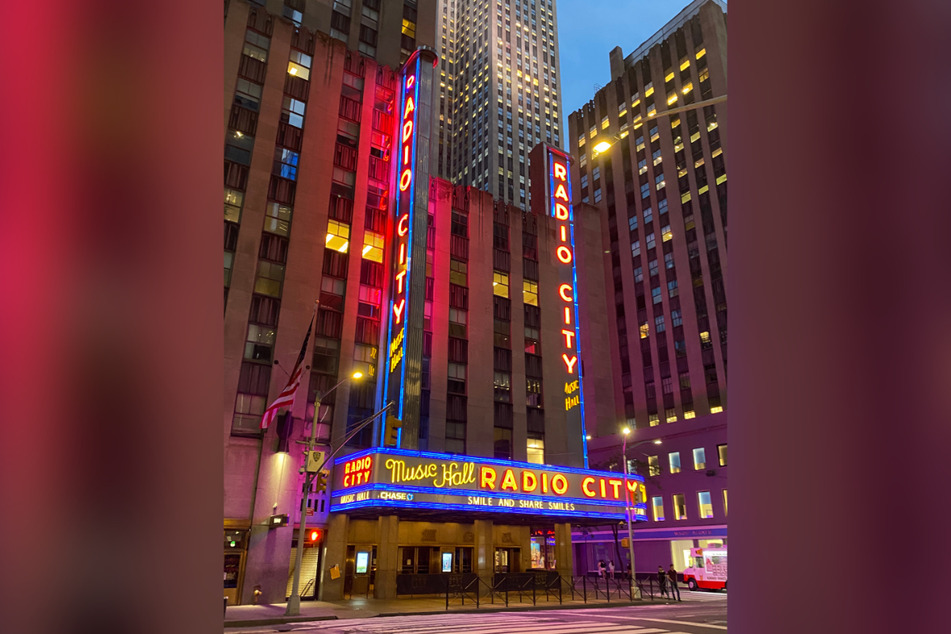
{"left": 403, "top": 96, "right": 415, "bottom": 118}
{"left": 553, "top": 162, "right": 567, "bottom": 180}
{"left": 393, "top": 299, "right": 405, "bottom": 323}
{"left": 554, "top": 183, "right": 568, "bottom": 201}
{"left": 554, "top": 203, "right": 569, "bottom": 220}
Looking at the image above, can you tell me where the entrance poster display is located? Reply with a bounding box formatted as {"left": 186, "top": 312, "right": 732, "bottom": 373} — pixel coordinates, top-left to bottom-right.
{"left": 442, "top": 552, "right": 452, "bottom": 573}
{"left": 355, "top": 551, "right": 369, "bottom": 574}
{"left": 330, "top": 448, "right": 648, "bottom": 521}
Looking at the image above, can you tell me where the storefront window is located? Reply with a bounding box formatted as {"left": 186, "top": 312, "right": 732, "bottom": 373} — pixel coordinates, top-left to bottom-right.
{"left": 530, "top": 529, "right": 557, "bottom": 569}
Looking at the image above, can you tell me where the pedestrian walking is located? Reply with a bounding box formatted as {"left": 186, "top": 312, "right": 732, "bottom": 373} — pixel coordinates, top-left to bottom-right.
{"left": 667, "top": 564, "right": 681, "bottom": 601}
{"left": 657, "top": 565, "right": 668, "bottom": 598}
{"left": 608, "top": 560, "right": 615, "bottom": 580}
{"left": 598, "top": 560, "right": 606, "bottom": 578}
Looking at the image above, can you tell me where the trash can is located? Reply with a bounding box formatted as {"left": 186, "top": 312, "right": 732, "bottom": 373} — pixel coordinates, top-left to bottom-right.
{"left": 223, "top": 597, "right": 227, "bottom": 618}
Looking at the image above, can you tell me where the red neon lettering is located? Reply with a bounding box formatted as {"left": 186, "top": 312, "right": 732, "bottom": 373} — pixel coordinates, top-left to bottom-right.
{"left": 553, "top": 163, "right": 567, "bottom": 180}
{"left": 522, "top": 471, "right": 538, "bottom": 493}
{"left": 551, "top": 474, "right": 569, "bottom": 495}
{"left": 564, "top": 307, "right": 572, "bottom": 325}
{"left": 395, "top": 269, "right": 407, "bottom": 293}
{"left": 556, "top": 245, "right": 572, "bottom": 263}
{"left": 480, "top": 466, "right": 497, "bottom": 490}
{"left": 562, "top": 354, "right": 578, "bottom": 374}
{"left": 600, "top": 479, "right": 606, "bottom": 497}
{"left": 403, "top": 96, "right": 415, "bottom": 118}
{"left": 581, "top": 477, "right": 596, "bottom": 497}
{"left": 559, "top": 284, "right": 573, "bottom": 302}
{"left": 406, "top": 75, "right": 415, "bottom": 90}
{"left": 554, "top": 183, "right": 568, "bottom": 201}
{"left": 608, "top": 479, "right": 622, "bottom": 499}
{"left": 403, "top": 145, "right": 410, "bottom": 165}
{"left": 554, "top": 203, "right": 569, "bottom": 220}
{"left": 399, "top": 243, "right": 406, "bottom": 265}
{"left": 402, "top": 120, "right": 414, "bottom": 143}
{"left": 397, "top": 214, "right": 409, "bottom": 236}
{"left": 393, "top": 299, "right": 405, "bottom": 323}
{"left": 561, "top": 329, "right": 575, "bottom": 348}
{"left": 500, "top": 469, "right": 518, "bottom": 492}
{"left": 400, "top": 168, "right": 413, "bottom": 191}
{"left": 541, "top": 472, "right": 549, "bottom": 494}
{"left": 560, "top": 225, "right": 568, "bottom": 242}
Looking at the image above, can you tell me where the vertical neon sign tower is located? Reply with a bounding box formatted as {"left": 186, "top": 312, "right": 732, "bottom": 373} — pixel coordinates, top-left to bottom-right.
{"left": 382, "top": 47, "right": 439, "bottom": 449}
{"left": 529, "top": 143, "right": 590, "bottom": 467}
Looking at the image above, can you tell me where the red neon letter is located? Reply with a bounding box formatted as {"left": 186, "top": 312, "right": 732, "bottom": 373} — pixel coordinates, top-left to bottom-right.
{"left": 608, "top": 479, "right": 622, "bottom": 499}
{"left": 561, "top": 329, "right": 575, "bottom": 348}
{"left": 406, "top": 75, "right": 415, "bottom": 90}
{"left": 522, "top": 470, "right": 538, "bottom": 493}
{"left": 480, "top": 466, "right": 497, "bottom": 490}
{"left": 403, "top": 96, "right": 415, "bottom": 119}
{"left": 581, "top": 477, "right": 596, "bottom": 497}
{"left": 393, "top": 299, "right": 405, "bottom": 323}
{"left": 500, "top": 469, "right": 519, "bottom": 491}
{"left": 403, "top": 145, "right": 410, "bottom": 165}
{"left": 554, "top": 203, "right": 569, "bottom": 220}
{"left": 551, "top": 474, "right": 569, "bottom": 495}
{"left": 399, "top": 243, "right": 406, "bottom": 265}
{"left": 400, "top": 168, "right": 413, "bottom": 191}
{"left": 559, "top": 284, "right": 573, "bottom": 302}
{"left": 403, "top": 120, "right": 414, "bottom": 143}
{"left": 556, "top": 245, "right": 572, "bottom": 263}
{"left": 395, "top": 269, "right": 407, "bottom": 293}
{"left": 560, "top": 225, "right": 568, "bottom": 242}
{"left": 562, "top": 354, "right": 578, "bottom": 374}
{"left": 554, "top": 183, "right": 568, "bottom": 201}
{"left": 553, "top": 162, "right": 567, "bottom": 180}
{"left": 564, "top": 307, "right": 572, "bottom": 325}
{"left": 398, "top": 215, "right": 409, "bottom": 236}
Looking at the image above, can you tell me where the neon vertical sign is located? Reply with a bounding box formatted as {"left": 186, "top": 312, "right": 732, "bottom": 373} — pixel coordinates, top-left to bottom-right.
{"left": 547, "top": 147, "right": 589, "bottom": 467}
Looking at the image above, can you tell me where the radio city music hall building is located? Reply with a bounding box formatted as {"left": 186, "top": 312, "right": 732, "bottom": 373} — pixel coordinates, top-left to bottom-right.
{"left": 223, "top": 2, "right": 646, "bottom": 604}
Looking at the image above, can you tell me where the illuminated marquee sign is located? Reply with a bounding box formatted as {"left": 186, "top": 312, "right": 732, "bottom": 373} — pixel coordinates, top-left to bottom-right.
{"left": 330, "top": 448, "right": 648, "bottom": 521}
{"left": 547, "top": 146, "right": 589, "bottom": 465}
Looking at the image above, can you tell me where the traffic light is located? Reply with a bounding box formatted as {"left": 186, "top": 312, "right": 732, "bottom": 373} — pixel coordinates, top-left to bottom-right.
{"left": 307, "top": 528, "right": 323, "bottom": 544}
{"left": 315, "top": 471, "right": 328, "bottom": 492}
{"left": 384, "top": 416, "right": 402, "bottom": 447}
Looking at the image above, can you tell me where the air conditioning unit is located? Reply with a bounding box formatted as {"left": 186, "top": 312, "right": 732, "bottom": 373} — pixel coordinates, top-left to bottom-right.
{"left": 706, "top": 469, "right": 716, "bottom": 477}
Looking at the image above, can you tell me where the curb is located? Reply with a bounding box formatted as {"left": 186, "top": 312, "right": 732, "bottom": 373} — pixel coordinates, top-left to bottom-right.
{"left": 224, "top": 615, "right": 338, "bottom": 628}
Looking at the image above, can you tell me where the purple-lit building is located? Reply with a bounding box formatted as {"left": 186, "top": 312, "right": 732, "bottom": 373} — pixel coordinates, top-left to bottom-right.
{"left": 566, "top": 0, "right": 728, "bottom": 576}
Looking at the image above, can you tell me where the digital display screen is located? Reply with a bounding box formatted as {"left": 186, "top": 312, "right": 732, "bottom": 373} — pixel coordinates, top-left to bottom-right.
{"left": 442, "top": 552, "right": 452, "bottom": 573}
{"left": 355, "top": 551, "right": 369, "bottom": 574}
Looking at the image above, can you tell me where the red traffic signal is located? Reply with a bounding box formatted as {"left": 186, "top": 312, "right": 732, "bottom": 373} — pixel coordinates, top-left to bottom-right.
{"left": 308, "top": 528, "right": 323, "bottom": 543}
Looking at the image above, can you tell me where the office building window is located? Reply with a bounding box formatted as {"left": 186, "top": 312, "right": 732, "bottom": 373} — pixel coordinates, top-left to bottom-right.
{"left": 668, "top": 452, "right": 681, "bottom": 473}
{"left": 648, "top": 455, "right": 660, "bottom": 476}
{"left": 717, "top": 444, "right": 727, "bottom": 466}
{"left": 693, "top": 447, "right": 706, "bottom": 470}
{"left": 673, "top": 493, "right": 687, "bottom": 520}
{"left": 527, "top": 436, "right": 545, "bottom": 464}
{"left": 698, "top": 491, "right": 714, "bottom": 518}
{"left": 722, "top": 489, "right": 728, "bottom": 516}
{"left": 493, "top": 270, "right": 509, "bottom": 298}
{"left": 652, "top": 496, "right": 665, "bottom": 521}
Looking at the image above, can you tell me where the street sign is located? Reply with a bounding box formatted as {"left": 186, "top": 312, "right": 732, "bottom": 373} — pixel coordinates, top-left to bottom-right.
{"left": 306, "top": 508, "right": 314, "bottom": 516}
{"left": 306, "top": 450, "right": 325, "bottom": 473}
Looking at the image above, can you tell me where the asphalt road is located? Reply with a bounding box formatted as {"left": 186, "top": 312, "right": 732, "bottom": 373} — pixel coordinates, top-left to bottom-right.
{"left": 234, "top": 590, "right": 727, "bottom": 634}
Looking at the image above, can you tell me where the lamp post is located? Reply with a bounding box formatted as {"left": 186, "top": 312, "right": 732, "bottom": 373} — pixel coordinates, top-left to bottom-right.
{"left": 285, "top": 370, "right": 362, "bottom": 616}
{"left": 621, "top": 428, "right": 663, "bottom": 600}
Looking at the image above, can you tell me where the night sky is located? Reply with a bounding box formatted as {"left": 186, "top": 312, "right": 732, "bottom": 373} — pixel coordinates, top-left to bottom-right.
{"left": 557, "top": 0, "right": 708, "bottom": 117}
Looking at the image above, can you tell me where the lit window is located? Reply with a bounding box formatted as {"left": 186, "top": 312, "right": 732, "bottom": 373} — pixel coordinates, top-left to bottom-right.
{"left": 648, "top": 455, "right": 660, "bottom": 476}
{"left": 668, "top": 452, "right": 681, "bottom": 474}
{"left": 716, "top": 174, "right": 727, "bottom": 185}
{"left": 700, "top": 331, "right": 711, "bottom": 344}
{"left": 722, "top": 490, "right": 728, "bottom": 516}
{"left": 699, "top": 68, "right": 710, "bottom": 83}
{"left": 651, "top": 496, "right": 665, "bottom": 521}
{"left": 673, "top": 493, "right": 687, "bottom": 520}
{"left": 679, "top": 58, "right": 690, "bottom": 71}
{"left": 639, "top": 323, "right": 649, "bottom": 339}
{"left": 325, "top": 220, "right": 350, "bottom": 253}
{"left": 450, "top": 259, "right": 467, "bottom": 285}
{"left": 649, "top": 413, "right": 659, "bottom": 426}
{"left": 662, "top": 226, "right": 673, "bottom": 242}
{"left": 710, "top": 405, "right": 724, "bottom": 414}
{"left": 523, "top": 280, "right": 538, "bottom": 306}
{"left": 682, "top": 81, "right": 693, "bottom": 94}
{"left": 493, "top": 270, "right": 509, "bottom": 298}
{"left": 665, "top": 71, "right": 675, "bottom": 82}
{"left": 264, "top": 202, "right": 291, "bottom": 236}
{"left": 696, "top": 48, "right": 706, "bottom": 60}
{"left": 361, "top": 231, "right": 384, "bottom": 262}
{"left": 698, "top": 491, "right": 714, "bottom": 518}
{"left": 665, "top": 408, "right": 677, "bottom": 423}
{"left": 527, "top": 436, "right": 545, "bottom": 464}
{"left": 225, "top": 188, "right": 243, "bottom": 223}
{"left": 644, "top": 83, "right": 654, "bottom": 97}
{"left": 667, "top": 93, "right": 678, "bottom": 106}
{"left": 287, "top": 61, "right": 310, "bottom": 81}
{"left": 684, "top": 410, "right": 696, "bottom": 419}
{"left": 601, "top": 116, "right": 609, "bottom": 129}
{"left": 693, "top": 448, "right": 706, "bottom": 470}
{"left": 717, "top": 444, "right": 727, "bottom": 467}
{"left": 690, "top": 131, "right": 701, "bottom": 143}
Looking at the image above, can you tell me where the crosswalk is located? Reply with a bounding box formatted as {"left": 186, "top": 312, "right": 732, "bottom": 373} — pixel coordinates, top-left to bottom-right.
{"left": 262, "top": 609, "right": 723, "bottom": 634}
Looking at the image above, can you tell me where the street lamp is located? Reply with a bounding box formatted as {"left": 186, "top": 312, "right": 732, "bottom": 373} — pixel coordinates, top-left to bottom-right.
{"left": 620, "top": 428, "right": 662, "bottom": 599}
{"left": 285, "top": 370, "right": 362, "bottom": 616}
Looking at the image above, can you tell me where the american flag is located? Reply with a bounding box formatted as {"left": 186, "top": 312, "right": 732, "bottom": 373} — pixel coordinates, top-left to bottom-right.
{"left": 260, "top": 309, "right": 315, "bottom": 429}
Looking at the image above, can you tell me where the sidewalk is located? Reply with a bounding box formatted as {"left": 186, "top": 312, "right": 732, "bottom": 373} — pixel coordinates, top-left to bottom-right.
{"left": 223, "top": 593, "right": 699, "bottom": 628}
